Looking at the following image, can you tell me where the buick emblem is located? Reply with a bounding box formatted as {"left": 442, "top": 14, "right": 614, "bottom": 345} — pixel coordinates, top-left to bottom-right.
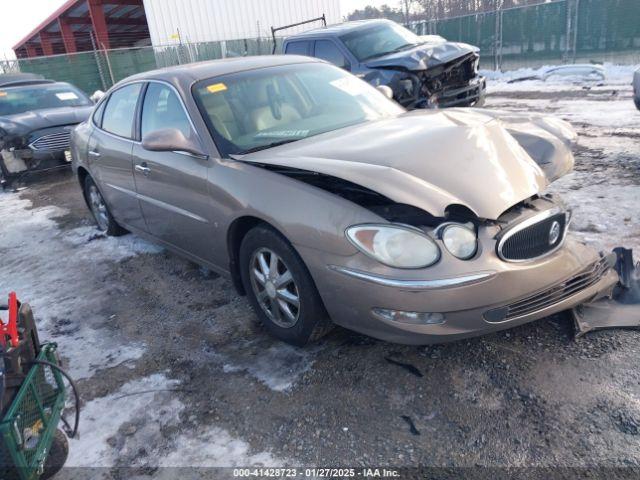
{"left": 549, "top": 221, "right": 561, "bottom": 245}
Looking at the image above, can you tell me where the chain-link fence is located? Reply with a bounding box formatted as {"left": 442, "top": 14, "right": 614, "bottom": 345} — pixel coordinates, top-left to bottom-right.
{"left": 411, "top": 0, "right": 640, "bottom": 70}
{"left": 0, "top": 37, "right": 283, "bottom": 94}
{"left": 1, "top": 0, "right": 638, "bottom": 94}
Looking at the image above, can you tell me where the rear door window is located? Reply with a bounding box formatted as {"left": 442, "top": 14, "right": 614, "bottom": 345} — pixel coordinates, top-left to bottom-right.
{"left": 101, "top": 83, "right": 143, "bottom": 139}
{"left": 284, "top": 41, "right": 311, "bottom": 56}
{"left": 314, "top": 40, "right": 349, "bottom": 69}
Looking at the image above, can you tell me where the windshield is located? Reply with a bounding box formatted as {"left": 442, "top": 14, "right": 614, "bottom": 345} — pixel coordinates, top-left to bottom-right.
{"left": 0, "top": 83, "right": 91, "bottom": 116}
{"left": 340, "top": 22, "right": 421, "bottom": 62}
{"left": 193, "top": 62, "right": 404, "bottom": 156}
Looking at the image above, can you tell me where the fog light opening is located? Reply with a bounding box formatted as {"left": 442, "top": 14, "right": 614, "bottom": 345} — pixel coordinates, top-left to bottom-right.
{"left": 372, "top": 308, "right": 445, "bottom": 325}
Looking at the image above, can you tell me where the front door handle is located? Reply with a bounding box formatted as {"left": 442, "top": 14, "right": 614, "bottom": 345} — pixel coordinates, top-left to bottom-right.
{"left": 135, "top": 163, "right": 150, "bottom": 175}
{"left": 88, "top": 150, "right": 101, "bottom": 158}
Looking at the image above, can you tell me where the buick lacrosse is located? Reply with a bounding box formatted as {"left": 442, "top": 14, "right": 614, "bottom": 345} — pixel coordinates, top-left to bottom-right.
{"left": 71, "top": 56, "right": 619, "bottom": 345}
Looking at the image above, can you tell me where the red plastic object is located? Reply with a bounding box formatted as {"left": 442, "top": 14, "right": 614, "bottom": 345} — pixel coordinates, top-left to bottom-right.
{"left": 0, "top": 292, "right": 19, "bottom": 348}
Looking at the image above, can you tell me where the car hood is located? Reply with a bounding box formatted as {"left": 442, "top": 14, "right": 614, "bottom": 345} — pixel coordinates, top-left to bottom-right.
{"left": 237, "top": 108, "right": 575, "bottom": 220}
{"left": 364, "top": 41, "right": 478, "bottom": 71}
{"left": 0, "top": 105, "right": 93, "bottom": 135}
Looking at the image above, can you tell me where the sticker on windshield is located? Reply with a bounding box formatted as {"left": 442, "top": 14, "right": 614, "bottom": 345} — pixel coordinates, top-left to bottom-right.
{"left": 56, "top": 92, "right": 79, "bottom": 101}
{"left": 330, "top": 77, "right": 368, "bottom": 96}
{"left": 0, "top": 92, "right": 6, "bottom": 97}
{"left": 255, "top": 130, "right": 309, "bottom": 138}
{"left": 206, "top": 83, "right": 227, "bottom": 93}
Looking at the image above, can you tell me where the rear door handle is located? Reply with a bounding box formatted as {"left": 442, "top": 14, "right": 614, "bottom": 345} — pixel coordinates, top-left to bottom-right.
{"left": 88, "top": 150, "right": 101, "bottom": 158}
{"left": 135, "top": 163, "right": 150, "bottom": 175}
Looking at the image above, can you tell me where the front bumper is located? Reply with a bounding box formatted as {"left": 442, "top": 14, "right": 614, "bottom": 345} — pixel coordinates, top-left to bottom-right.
{"left": 436, "top": 76, "right": 486, "bottom": 108}
{"left": 298, "top": 237, "right": 618, "bottom": 345}
{"left": 0, "top": 126, "right": 74, "bottom": 185}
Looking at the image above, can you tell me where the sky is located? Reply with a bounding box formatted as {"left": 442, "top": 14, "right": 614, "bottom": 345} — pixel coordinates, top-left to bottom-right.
{"left": 0, "top": 0, "right": 400, "bottom": 60}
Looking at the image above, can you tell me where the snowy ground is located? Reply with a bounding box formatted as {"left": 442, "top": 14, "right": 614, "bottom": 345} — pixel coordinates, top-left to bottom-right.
{"left": 485, "top": 63, "right": 640, "bottom": 253}
{"left": 0, "top": 65, "right": 639, "bottom": 477}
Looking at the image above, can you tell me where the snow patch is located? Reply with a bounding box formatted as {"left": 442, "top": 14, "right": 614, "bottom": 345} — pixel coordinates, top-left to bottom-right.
{"left": 68, "top": 373, "right": 284, "bottom": 469}
{"left": 0, "top": 194, "right": 161, "bottom": 378}
{"left": 482, "top": 62, "right": 638, "bottom": 84}
{"left": 159, "top": 428, "right": 281, "bottom": 467}
{"left": 67, "top": 374, "right": 181, "bottom": 467}
{"left": 220, "top": 339, "right": 318, "bottom": 392}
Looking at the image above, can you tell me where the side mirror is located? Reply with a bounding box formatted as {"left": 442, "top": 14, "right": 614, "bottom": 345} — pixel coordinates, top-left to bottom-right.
{"left": 376, "top": 85, "right": 394, "bottom": 100}
{"left": 339, "top": 59, "right": 352, "bottom": 71}
{"left": 90, "top": 90, "right": 105, "bottom": 103}
{"left": 142, "top": 128, "right": 208, "bottom": 159}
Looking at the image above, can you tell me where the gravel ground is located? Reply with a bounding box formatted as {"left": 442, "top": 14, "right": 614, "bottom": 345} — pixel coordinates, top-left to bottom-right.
{"left": 2, "top": 77, "right": 639, "bottom": 478}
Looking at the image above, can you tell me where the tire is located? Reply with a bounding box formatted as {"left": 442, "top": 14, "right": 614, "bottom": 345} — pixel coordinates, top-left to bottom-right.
{"left": 41, "top": 429, "right": 69, "bottom": 480}
{"left": 634, "top": 97, "right": 640, "bottom": 111}
{"left": 83, "top": 175, "right": 126, "bottom": 236}
{"left": 239, "top": 226, "right": 333, "bottom": 346}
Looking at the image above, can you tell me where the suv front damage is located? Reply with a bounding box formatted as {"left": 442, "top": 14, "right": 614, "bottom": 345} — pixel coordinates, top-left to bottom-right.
{"left": 362, "top": 38, "right": 485, "bottom": 108}
{"left": 282, "top": 19, "right": 486, "bottom": 110}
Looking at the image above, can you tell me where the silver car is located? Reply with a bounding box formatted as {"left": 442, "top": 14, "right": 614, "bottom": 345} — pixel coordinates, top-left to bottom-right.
{"left": 71, "top": 56, "right": 620, "bottom": 346}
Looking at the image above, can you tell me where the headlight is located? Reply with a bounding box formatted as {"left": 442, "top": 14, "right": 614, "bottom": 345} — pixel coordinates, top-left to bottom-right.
{"left": 346, "top": 224, "right": 440, "bottom": 269}
{"left": 441, "top": 224, "right": 477, "bottom": 260}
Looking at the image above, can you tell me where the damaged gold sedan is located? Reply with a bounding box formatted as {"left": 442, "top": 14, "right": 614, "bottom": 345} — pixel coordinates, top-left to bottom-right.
{"left": 71, "top": 56, "right": 638, "bottom": 346}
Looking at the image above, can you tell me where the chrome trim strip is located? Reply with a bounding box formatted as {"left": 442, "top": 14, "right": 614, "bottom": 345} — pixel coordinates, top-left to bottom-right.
{"left": 29, "top": 131, "right": 72, "bottom": 151}
{"left": 496, "top": 207, "right": 568, "bottom": 263}
{"left": 328, "top": 265, "right": 495, "bottom": 290}
{"left": 106, "top": 182, "right": 209, "bottom": 223}
{"left": 136, "top": 192, "right": 209, "bottom": 224}
{"left": 105, "top": 182, "right": 138, "bottom": 199}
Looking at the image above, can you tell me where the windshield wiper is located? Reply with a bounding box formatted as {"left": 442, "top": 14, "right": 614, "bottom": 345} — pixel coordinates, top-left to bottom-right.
{"left": 236, "top": 139, "right": 300, "bottom": 155}
{"left": 362, "top": 43, "right": 417, "bottom": 61}
{"left": 386, "top": 43, "right": 418, "bottom": 54}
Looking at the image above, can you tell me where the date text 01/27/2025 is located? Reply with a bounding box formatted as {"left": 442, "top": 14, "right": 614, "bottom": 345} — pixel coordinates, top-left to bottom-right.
{"left": 232, "top": 468, "right": 400, "bottom": 478}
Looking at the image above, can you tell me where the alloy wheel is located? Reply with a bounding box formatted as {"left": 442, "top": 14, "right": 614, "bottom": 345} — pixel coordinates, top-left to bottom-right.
{"left": 88, "top": 185, "right": 109, "bottom": 232}
{"left": 249, "top": 247, "right": 300, "bottom": 328}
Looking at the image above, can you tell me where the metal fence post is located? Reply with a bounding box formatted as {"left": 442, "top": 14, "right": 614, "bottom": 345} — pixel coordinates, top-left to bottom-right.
{"left": 90, "top": 31, "right": 108, "bottom": 91}
{"left": 101, "top": 42, "right": 115, "bottom": 87}
{"left": 572, "top": 0, "right": 580, "bottom": 64}
{"left": 494, "top": 0, "right": 504, "bottom": 71}
{"left": 564, "top": 0, "right": 579, "bottom": 64}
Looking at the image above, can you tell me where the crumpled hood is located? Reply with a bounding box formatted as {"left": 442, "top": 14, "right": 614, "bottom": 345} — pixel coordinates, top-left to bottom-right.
{"left": 0, "top": 106, "right": 93, "bottom": 135}
{"left": 365, "top": 41, "right": 478, "bottom": 71}
{"left": 239, "top": 108, "right": 572, "bottom": 220}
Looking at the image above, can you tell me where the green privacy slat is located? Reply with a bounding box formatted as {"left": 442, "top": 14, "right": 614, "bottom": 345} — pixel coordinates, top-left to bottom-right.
{"left": 409, "top": 0, "right": 640, "bottom": 69}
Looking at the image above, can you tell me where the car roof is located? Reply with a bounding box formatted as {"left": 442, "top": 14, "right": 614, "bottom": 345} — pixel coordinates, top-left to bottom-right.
{"left": 0, "top": 79, "right": 57, "bottom": 88}
{"left": 116, "top": 55, "right": 322, "bottom": 90}
{"left": 0, "top": 72, "right": 51, "bottom": 88}
{"left": 284, "top": 19, "right": 393, "bottom": 40}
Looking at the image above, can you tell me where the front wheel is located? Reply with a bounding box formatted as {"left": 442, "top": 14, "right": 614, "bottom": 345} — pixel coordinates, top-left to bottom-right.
{"left": 239, "top": 226, "right": 333, "bottom": 346}
{"left": 83, "top": 176, "right": 125, "bottom": 236}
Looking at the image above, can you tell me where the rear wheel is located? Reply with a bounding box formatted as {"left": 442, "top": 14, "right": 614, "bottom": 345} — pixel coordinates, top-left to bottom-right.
{"left": 239, "top": 226, "right": 333, "bottom": 346}
{"left": 83, "top": 176, "right": 125, "bottom": 236}
{"left": 635, "top": 97, "right": 640, "bottom": 111}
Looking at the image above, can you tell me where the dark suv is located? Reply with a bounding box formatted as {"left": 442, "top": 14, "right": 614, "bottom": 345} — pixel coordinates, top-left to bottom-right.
{"left": 283, "top": 19, "right": 485, "bottom": 109}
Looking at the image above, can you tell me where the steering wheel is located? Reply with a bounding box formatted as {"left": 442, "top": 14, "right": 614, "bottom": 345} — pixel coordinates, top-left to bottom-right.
{"left": 266, "top": 84, "right": 282, "bottom": 120}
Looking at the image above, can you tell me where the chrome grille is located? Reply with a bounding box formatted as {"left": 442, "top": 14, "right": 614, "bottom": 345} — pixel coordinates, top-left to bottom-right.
{"left": 29, "top": 131, "right": 71, "bottom": 151}
{"left": 485, "top": 257, "right": 611, "bottom": 322}
{"left": 498, "top": 210, "right": 567, "bottom": 261}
